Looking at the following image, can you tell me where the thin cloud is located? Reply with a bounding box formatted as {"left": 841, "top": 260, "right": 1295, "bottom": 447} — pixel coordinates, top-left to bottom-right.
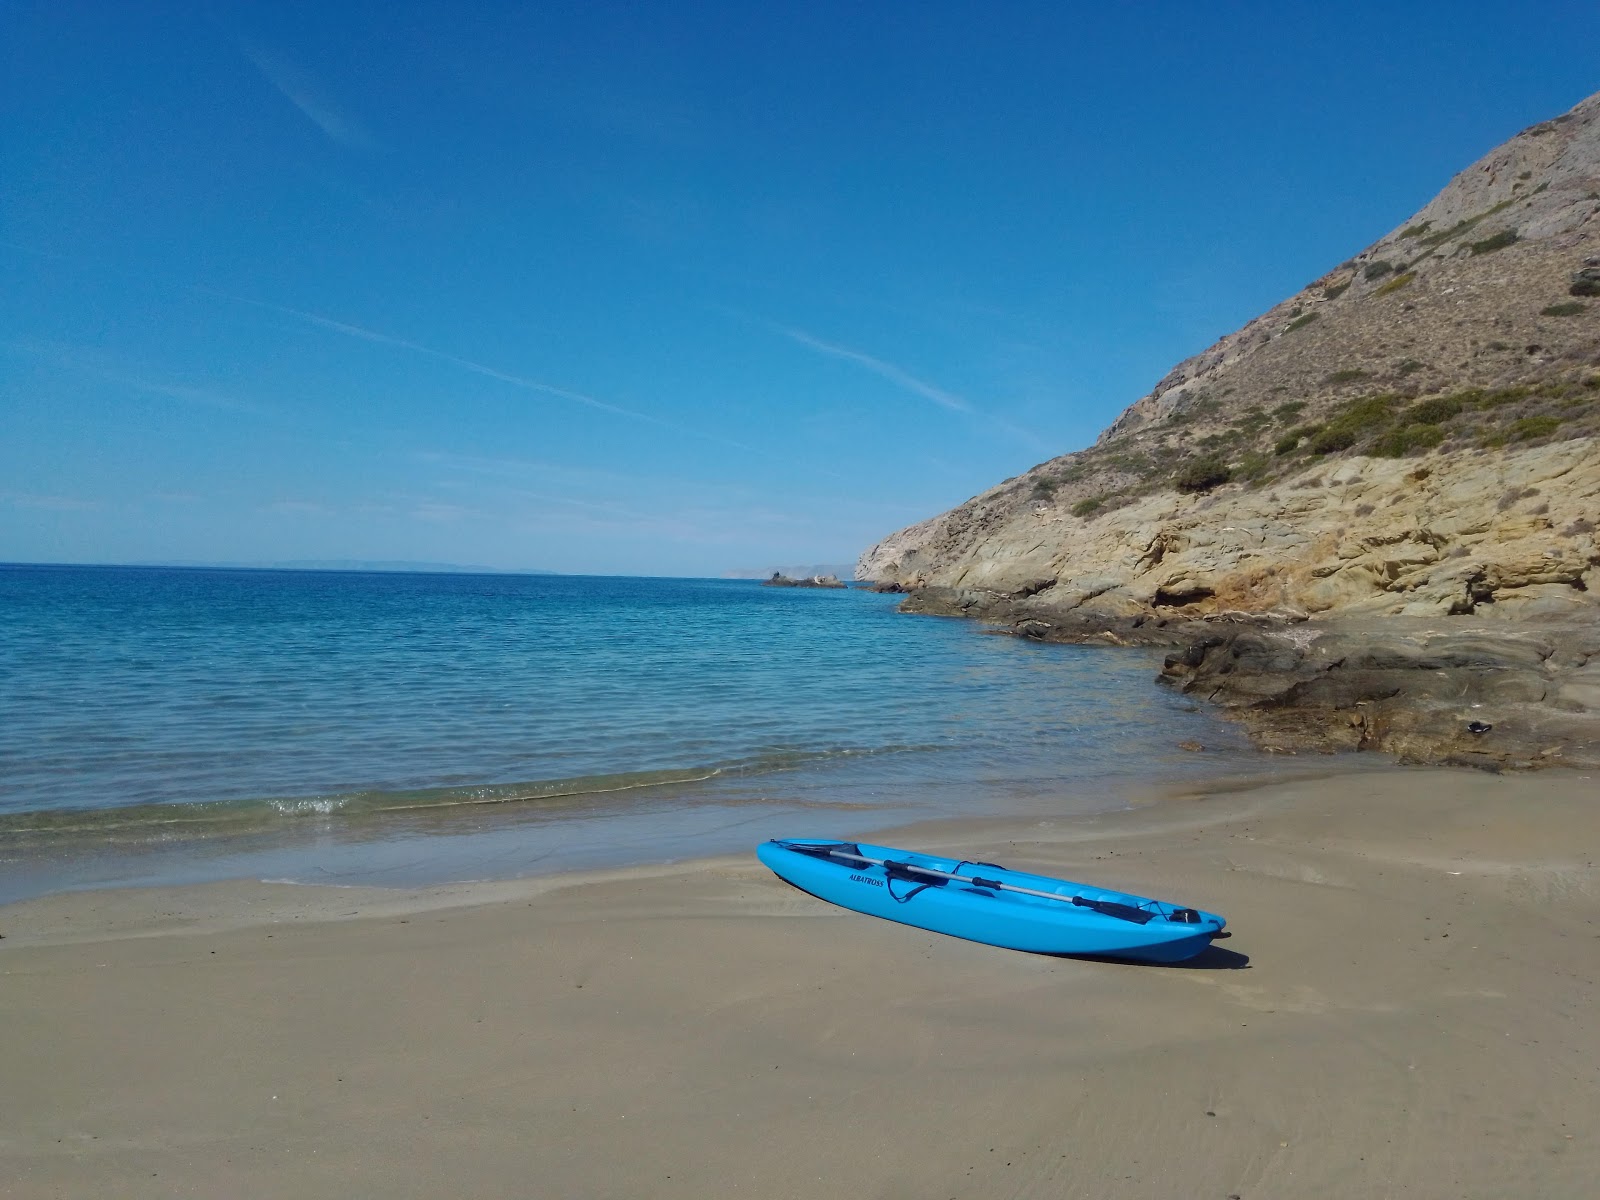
{"left": 1, "top": 491, "right": 100, "bottom": 511}
{"left": 775, "top": 324, "right": 1050, "bottom": 451}
{"left": 208, "top": 290, "right": 765, "bottom": 456}
{"left": 417, "top": 450, "right": 915, "bottom": 522}
{"left": 2, "top": 340, "right": 268, "bottom": 416}
{"left": 410, "top": 501, "right": 474, "bottom": 523}
{"left": 239, "top": 39, "right": 376, "bottom": 150}
{"left": 777, "top": 325, "right": 970, "bottom": 413}
{"left": 120, "top": 376, "right": 265, "bottom": 415}
{"left": 261, "top": 499, "right": 330, "bottom": 515}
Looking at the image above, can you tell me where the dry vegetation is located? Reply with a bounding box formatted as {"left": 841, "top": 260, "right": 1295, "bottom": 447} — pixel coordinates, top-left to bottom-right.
{"left": 1019, "top": 369, "right": 1599, "bottom": 520}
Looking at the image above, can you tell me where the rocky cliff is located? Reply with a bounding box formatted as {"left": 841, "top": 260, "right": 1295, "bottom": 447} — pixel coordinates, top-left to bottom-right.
{"left": 860, "top": 92, "right": 1599, "bottom": 618}
{"left": 858, "top": 91, "right": 1600, "bottom": 767}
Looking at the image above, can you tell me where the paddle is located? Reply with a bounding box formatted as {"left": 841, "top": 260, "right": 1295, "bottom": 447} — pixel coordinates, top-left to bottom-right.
{"left": 781, "top": 842, "right": 1161, "bottom": 925}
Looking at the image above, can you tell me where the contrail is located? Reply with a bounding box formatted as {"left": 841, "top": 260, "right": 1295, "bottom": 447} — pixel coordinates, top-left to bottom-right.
{"left": 239, "top": 38, "right": 377, "bottom": 150}
{"left": 776, "top": 325, "right": 970, "bottom": 412}
{"left": 204, "top": 289, "right": 764, "bottom": 454}
{"left": 775, "top": 322, "right": 1050, "bottom": 450}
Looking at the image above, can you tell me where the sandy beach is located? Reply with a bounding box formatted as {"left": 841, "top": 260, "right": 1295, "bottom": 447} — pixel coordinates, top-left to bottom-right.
{"left": 3, "top": 767, "right": 1598, "bottom": 1199}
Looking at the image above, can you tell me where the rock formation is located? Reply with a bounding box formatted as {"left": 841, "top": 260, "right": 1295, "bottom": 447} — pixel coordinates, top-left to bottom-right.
{"left": 857, "top": 91, "right": 1600, "bottom": 767}
{"left": 763, "top": 573, "right": 847, "bottom": 589}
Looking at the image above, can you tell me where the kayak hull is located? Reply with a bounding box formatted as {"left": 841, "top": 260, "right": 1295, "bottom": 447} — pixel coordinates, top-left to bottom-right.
{"left": 757, "top": 838, "right": 1225, "bottom": 963}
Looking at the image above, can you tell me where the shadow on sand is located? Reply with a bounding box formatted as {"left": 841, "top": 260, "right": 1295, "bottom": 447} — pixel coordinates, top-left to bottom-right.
{"left": 1045, "top": 944, "right": 1251, "bottom": 970}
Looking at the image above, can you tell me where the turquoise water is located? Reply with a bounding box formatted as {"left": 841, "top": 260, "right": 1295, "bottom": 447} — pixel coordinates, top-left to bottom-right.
{"left": 0, "top": 565, "right": 1258, "bottom": 901}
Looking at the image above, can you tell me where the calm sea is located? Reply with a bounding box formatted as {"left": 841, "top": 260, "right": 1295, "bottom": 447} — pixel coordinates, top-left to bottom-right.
{"left": 0, "top": 565, "right": 1264, "bottom": 901}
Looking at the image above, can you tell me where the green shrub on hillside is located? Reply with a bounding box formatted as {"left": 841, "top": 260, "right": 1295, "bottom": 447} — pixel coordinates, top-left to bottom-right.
{"left": 1174, "top": 457, "right": 1232, "bottom": 493}
{"left": 1323, "top": 281, "right": 1351, "bottom": 301}
{"left": 1235, "top": 450, "right": 1272, "bottom": 482}
{"left": 1370, "top": 424, "right": 1445, "bottom": 457}
{"left": 1326, "top": 368, "right": 1369, "bottom": 384}
{"left": 1310, "top": 426, "right": 1359, "bottom": 453}
{"left": 1469, "top": 229, "right": 1519, "bottom": 255}
{"left": 1275, "top": 423, "right": 1325, "bottom": 455}
{"left": 1479, "top": 385, "right": 1532, "bottom": 407}
{"left": 1398, "top": 221, "right": 1432, "bottom": 239}
{"left": 1070, "top": 496, "right": 1104, "bottom": 518}
{"left": 1363, "top": 261, "right": 1394, "bottom": 280}
{"left": 1373, "top": 272, "right": 1416, "bottom": 297}
{"left": 1103, "top": 451, "right": 1156, "bottom": 479}
{"left": 1272, "top": 401, "right": 1306, "bottom": 422}
{"left": 1198, "top": 428, "right": 1245, "bottom": 450}
{"left": 1510, "top": 415, "right": 1561, "bottom": 441}
{"left": 1237, "top": 407, "right": 1271, "bottom": 435}
{"left": 1338, "top": 394, "right": 1401, "bottom": 427}
{"left": 1541, "top": 301, "right": 1587, "bottom": 317}
{"left": 1285, "top": 311, "right": 1319, "bottom": 333}
{"left": 1303, "top": 393, "right": 1399, "bottom": 454}
{"left": 1418, "top": 198, "right": 1515, "bottom": 248}
{"left": 1405, "top": 395, "right": 1464, "bottom": 424}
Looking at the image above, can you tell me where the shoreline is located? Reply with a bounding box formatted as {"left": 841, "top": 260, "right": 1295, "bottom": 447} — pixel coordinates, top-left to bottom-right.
{"left": 0, "top": 760, "right": 1377, "bottom": 946}
{"left": 4, "top": 765, "right": 1597, "bottom": 1198}
{"left": 899, "top": 585, "right": 1600, "bottom": 770}
{"left": 0, "top": 723, "right": 1292, "bottom": 908}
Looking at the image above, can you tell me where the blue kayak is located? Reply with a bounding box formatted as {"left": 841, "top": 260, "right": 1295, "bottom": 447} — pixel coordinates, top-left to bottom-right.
{"left": 757, "top": 838, "right": 1226, "bottom": 963}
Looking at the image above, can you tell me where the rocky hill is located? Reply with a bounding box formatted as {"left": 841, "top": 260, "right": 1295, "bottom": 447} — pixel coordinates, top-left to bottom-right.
{"left": 857, "top": 91, "right": 1600, "bottom": 768}
{"left": 859, "top": 91, "right": 1599, "bottom": 620}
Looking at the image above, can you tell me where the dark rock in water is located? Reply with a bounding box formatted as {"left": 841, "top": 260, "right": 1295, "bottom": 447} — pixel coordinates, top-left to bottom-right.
{"left": 763, "top": 572, "right": 846, "bottom": 589}
{"left": 866, "top": 580, "right": 906, "bottom": 593}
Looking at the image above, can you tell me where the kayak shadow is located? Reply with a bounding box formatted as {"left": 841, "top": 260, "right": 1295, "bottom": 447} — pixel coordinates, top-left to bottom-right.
{"left": 1043, "top": 944, "right": 1251, "bottom": 970}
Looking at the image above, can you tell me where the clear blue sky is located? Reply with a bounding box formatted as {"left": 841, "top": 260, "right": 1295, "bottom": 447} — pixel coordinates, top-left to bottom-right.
{"left": 4, "top": 1, "right": 1597, "bottom": 575}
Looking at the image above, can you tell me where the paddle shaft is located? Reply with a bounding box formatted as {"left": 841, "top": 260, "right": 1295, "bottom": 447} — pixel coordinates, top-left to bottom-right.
{"left": 818, "top": 846, "right": 1093, "bottom": 906}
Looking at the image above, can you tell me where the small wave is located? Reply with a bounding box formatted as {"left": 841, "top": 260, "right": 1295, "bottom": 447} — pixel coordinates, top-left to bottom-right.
{"left": 0, "top": 743, "right": 940, "bottom": 842}
{"left": 268, "top": 796, "right": 352, "bottom": 816}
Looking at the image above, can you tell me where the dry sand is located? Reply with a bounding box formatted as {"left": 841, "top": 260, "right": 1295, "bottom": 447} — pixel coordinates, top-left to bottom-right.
{"left": 3, "top": 767, "right": 1598, "bottom": 1199}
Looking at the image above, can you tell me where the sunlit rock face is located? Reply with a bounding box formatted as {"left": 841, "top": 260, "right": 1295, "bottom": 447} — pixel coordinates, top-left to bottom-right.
{"left": 859, "top": 91, "right": 1600, "bottom": 627}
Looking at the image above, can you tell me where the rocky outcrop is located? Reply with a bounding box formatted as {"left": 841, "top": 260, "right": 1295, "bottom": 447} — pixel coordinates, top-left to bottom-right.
{"left": 1159, "top": 618, "right": 1600, "bottom": 770}
{"left": 869, "top": 437, "right": 1599, "bottom": 624}
{"left": 859, "top": 90, "right": 1600, "bottom": 619}
{"left": 763, "top": 573, "right": 846, "bottom": 589}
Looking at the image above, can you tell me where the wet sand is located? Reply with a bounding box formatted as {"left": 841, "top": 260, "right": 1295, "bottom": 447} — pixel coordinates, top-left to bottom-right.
{"left": 3, "top": 767, "right": 1598, "bottom": 1198}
